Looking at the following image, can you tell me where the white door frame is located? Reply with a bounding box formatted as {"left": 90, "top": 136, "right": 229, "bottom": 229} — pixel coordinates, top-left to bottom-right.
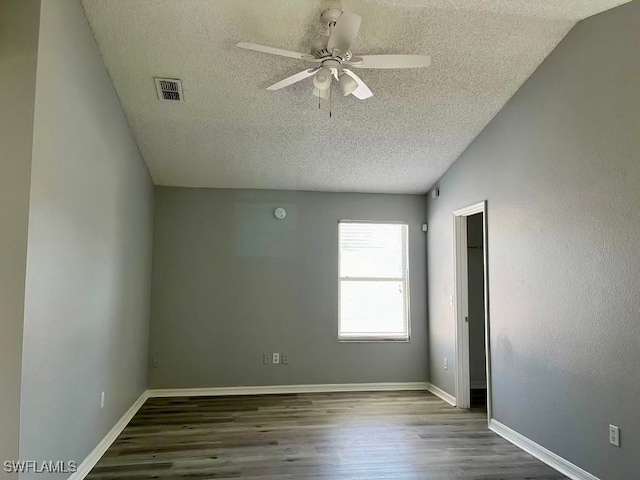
{"left": 453, "top": 201, "right": 491, "bottom": 421}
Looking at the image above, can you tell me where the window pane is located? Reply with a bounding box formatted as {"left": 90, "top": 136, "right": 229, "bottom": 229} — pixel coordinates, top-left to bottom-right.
{"left": 339, "top": 223, "right": 406, "bottom": 279}
{"left": 339, "top": 280, "right": 407, "bottom": 338}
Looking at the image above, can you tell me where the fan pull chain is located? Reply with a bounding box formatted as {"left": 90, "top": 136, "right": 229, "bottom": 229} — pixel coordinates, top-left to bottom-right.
{"left": 329, "top": 82, "right": 332, "bottom": 118}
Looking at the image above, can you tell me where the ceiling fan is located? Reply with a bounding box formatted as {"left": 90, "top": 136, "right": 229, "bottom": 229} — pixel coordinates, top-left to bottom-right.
{"left": 236, "top": 9, "right": 431, "bottom": 101}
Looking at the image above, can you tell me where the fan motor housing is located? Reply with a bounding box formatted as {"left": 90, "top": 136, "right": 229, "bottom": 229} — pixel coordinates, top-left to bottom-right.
{"left": 320, "top": 59, "right": 342, "bottom": 70}
{"left": 313, "top": 49, "right": 352, "bottom": 62}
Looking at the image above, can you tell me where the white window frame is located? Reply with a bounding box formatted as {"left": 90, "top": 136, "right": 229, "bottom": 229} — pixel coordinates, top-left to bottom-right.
{"left": 337, "top": 220, "right": 411, "bottom": 342}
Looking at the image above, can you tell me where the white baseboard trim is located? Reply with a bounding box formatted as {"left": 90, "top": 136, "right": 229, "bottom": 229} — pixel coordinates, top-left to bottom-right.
{"left": 147, "top": 382, "right": 430, "bottom": 398}
{"left": 69, "top": 391, "right": 149, "bottom": 480}
{"left": 489, "top": 419, "right": 599, "bottom": 480}
{"left": 425, "top": 382, "right": 456, "bottom": 406}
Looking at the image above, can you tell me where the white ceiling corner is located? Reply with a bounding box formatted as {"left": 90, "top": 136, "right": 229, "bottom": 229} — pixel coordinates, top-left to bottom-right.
{"left": 81, "top": 0, "right": 631, "bottom": 194}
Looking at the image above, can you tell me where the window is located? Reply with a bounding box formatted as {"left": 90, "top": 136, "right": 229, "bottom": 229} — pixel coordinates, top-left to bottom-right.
{"left": 338, "top": 221, "right": 410, "bottom": 341}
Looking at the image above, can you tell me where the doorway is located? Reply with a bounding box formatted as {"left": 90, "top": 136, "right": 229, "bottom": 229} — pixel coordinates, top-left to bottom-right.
{"left": 453, "top": 201, "right": 491, "bottom": 421}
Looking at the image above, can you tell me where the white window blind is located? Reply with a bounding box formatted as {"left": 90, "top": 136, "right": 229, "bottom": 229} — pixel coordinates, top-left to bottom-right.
{"left": 338, "top": 221, "right": 410, "bottom": 341}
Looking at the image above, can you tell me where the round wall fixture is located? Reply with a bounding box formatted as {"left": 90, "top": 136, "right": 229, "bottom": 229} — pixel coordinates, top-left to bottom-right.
{"left": 274, "top": 207, "right": 287, "bottom": 219}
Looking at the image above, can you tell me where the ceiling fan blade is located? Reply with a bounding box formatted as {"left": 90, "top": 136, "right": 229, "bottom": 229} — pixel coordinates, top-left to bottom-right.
{"left": 343, "top": 69, "right": 373, "bottom": 100}
{"left": 348, "top": 54, "right": 431, "bottom": 69}
{"left": 236, "top": 42, "right": 316, "bottom": 61}
{"left": 267, "top": 68, "right": 320, "bottom": 90}
{"left": 327, "top": 12, "right": 362, "bottom": 54}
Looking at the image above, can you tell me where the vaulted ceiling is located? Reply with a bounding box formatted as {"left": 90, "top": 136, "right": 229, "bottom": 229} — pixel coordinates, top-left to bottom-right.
{"left": 82, "top": 0, "right": 630, "bottom": 194}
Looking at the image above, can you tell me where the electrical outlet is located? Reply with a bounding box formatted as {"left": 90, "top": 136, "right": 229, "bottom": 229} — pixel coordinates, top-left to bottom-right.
{"left": 281, "top": 354, "right": 288, "bottom": 364}
{"left": 272, "top": 352, "right": 280, "bottom": 364}
{"left": 100, "top": 392, "right": 105, "bottom": 409}
{"left": 443, "top": 358, "right": 448, "bottom": 370}
{"left": 152, "top": 357, "right": 159, "bottom": 368}
{"left": 609, "top": 425, "right": 620, "bottom": 447}
{"left": 263, "top": 353, "right": 271, "bottom": 365}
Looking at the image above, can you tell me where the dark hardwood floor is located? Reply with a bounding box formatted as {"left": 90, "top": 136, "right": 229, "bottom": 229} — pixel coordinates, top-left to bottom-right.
{"left": 87, "top": 391, "right": 566, "bottom": 479}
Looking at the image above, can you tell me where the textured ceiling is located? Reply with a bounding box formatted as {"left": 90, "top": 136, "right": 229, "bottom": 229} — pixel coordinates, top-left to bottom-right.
{"left": 81, "top": 0, "right": 630, "bottom": 194}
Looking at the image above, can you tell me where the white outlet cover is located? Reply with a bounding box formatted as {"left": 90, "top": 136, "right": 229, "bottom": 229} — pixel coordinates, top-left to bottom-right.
{"left": 272, "top": 352, "right": 280, "bottom": 364}
{"left": 609, "top": 425, "right": 620, "bottom": 447}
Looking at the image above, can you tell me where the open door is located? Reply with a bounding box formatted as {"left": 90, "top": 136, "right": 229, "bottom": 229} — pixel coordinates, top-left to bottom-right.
{"left": 453, "top": 201, "right": 491, "bottom": 422}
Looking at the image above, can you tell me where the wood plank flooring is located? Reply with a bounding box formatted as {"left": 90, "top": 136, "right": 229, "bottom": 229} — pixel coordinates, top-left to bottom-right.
{"left": 87, "top": 391, "right": 566, "bottom": 479}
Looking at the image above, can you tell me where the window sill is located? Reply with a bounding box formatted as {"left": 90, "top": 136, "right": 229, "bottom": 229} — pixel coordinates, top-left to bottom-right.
{"left": 338, "top": 337, "right": 410, "bottom": 343}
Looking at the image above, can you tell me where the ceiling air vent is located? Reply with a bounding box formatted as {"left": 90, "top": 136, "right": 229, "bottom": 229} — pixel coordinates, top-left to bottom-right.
{"left": 154, "top": 78, "right": 183, "bottom": 101}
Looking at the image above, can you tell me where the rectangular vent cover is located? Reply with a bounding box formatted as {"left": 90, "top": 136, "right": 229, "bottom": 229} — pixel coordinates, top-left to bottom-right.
{"left": 155, "top": 78, "right": 183, "bottom": 101}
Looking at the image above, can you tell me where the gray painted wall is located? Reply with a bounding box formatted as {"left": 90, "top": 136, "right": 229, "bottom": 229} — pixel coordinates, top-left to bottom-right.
{"left": 0, "top": 1, "right": 40, "bottom": 476}
{"left": 150, "top": 188, "right": 427, "bottom": 388}
{"left": 18, "top": 0, "right": 154, "bottom": 477}
{"left": 427, "top": 2, "right": 639, "bottom": 478}
{"left": 467, "top": 214, "right": 486, "bottom": 386}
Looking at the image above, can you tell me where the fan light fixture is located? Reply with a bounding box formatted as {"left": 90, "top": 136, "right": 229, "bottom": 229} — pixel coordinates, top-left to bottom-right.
{"left": 312, "top": 87, "right": 330, "bottom": 99}
{"left": 338, "top": 73, "right": 358, "bottom": 96}
{"left": 313, "top": 67, "right": 332, "bottom": 90}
